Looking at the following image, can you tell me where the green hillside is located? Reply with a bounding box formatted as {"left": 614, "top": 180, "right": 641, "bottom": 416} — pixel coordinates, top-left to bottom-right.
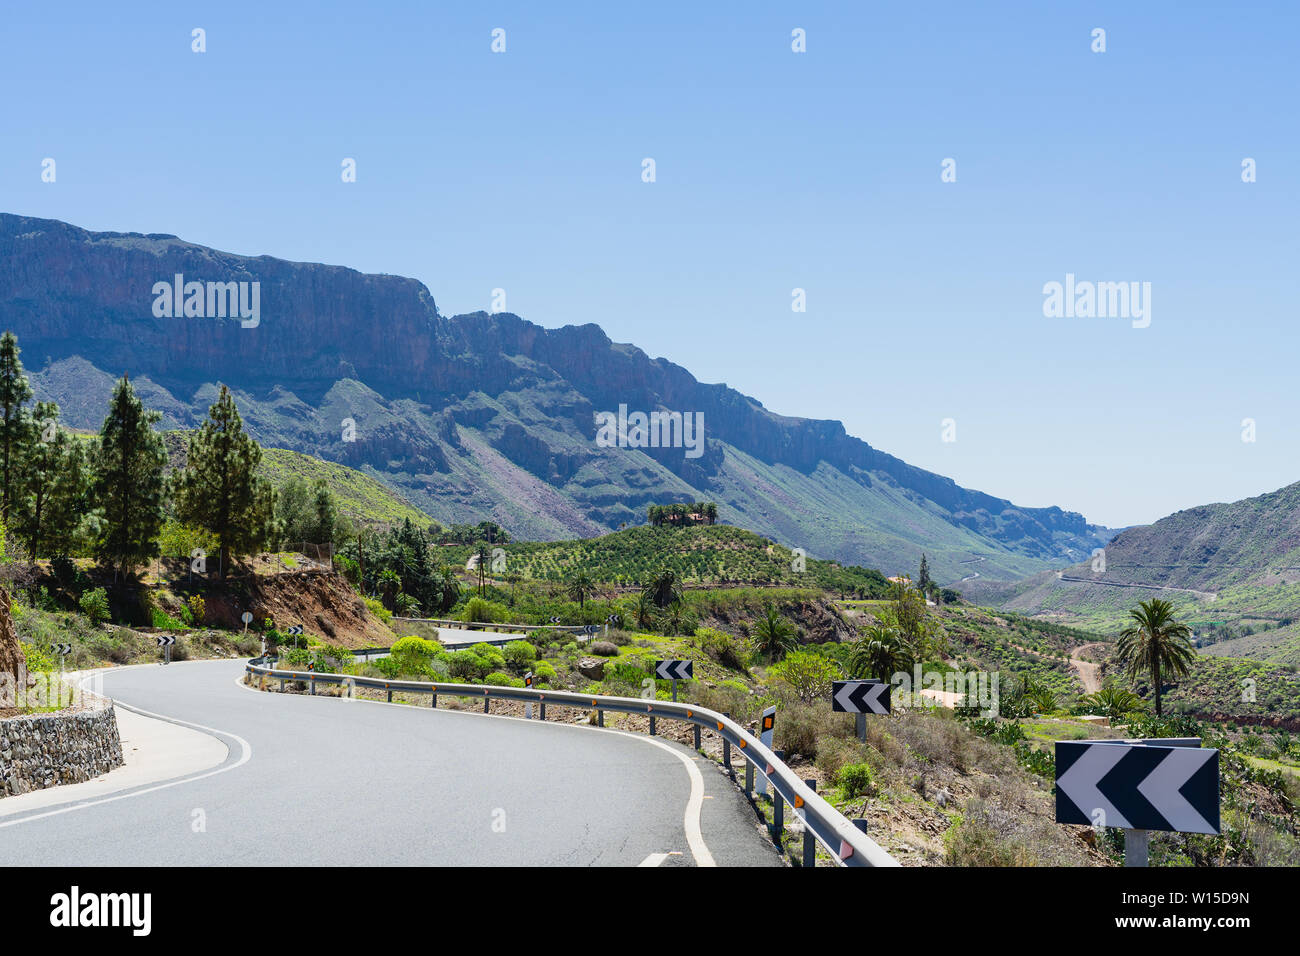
{"left": 159, "top": 431, "right": 431, "bottom": 528}
{"left": 438, "top": 523, "right": 893, "bottom": 594}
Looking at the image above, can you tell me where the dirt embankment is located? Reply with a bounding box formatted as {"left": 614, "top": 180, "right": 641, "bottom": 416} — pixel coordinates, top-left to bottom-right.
{"left": 198, "top": 570, "right": 394, "bottom": 647}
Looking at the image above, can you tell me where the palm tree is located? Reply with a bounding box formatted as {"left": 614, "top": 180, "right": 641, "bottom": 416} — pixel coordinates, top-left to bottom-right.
{"left": 643, "top": 568, "right": 683, "bottom": 608}
{"left": 567, "top": 572, "right": 595, "bottom": 608}
{"left": 752, "top": 604, "right": 797, "bottom": 663}
{"left": 472, "top": 542, "right": 492, "bottom": 596}
{"left": 848, "top": 625, "right": 914, "bottom": 682}
{"left": 634, "top": 591, "right": 655, "bottom": 630}
{"left": 377, "top": 568, "right": 402, "bottom": 610}
{"left": 1117, "top": 598, "right": 1194, "bottom": 716}
{"left": 1081, "top": 681, "right": 1146, "bottom": 720}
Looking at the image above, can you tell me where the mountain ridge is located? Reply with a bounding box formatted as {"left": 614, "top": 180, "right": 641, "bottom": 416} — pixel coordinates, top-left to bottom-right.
{"left": 0, "top": 212, "right": 1112, "bottom": 580}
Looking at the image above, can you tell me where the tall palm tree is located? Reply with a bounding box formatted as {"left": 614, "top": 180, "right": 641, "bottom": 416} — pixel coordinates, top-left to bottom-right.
{"left": 567, "top": 572, "right": 595, "bottom": 608}
{"left": 472, "top": 542, "right": 492, "bottom": 596}
{"left": 848, "top": 625, "right": 914, "bottom": 682}
{"left": 1117, "top": 598, "right": 1194, "bottom": 716}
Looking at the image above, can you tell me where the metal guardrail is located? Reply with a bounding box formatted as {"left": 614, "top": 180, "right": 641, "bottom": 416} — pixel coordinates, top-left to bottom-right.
{"left": 244, "top": 657, "right": 899, "bottom": 868}
{"left": 393, "top": 617, "right": 592, "bottom": 636}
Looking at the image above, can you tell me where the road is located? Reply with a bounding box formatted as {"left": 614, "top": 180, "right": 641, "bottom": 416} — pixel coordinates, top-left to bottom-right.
{"left": 0, "top": 660, "right": 781, "bottom": 866}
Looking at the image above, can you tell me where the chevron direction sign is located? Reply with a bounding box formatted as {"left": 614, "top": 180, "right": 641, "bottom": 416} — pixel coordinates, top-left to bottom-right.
{"left": 286, "top": 625, "right": 304, "bottom": 636}
{"left": 832, "top": 680, "right": 890, "bottom": 715}
{"left": 655, "top": 660, "right": 693, "bottom": 680}
{"left": 1055, "top": 741, "right": 1220, "bottom": 834}
{"left": 155, "top": 636, "right": 176, "bottom": 647}
{"left": 53, "top": 643, "right": 72, "bottom": 656}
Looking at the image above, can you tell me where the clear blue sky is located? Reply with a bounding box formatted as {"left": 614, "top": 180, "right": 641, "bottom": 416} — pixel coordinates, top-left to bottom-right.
{"left": 2, "top": 1, "right": 1296, "bottom": 528}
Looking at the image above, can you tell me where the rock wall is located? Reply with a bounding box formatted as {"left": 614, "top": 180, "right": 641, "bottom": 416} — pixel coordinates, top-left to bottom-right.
{"left": 0, "top": 703, "right": 124, "bottom": 798}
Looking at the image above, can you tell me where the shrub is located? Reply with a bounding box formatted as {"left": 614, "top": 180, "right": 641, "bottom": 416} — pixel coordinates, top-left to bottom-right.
{"left": 774, "top": 700, "right": 842, "bottom": 760}
{"left": 468, "top": 643, "right": 506, "bottom": 670}
{"left": 151, "top": 608, "right": 185, "bottom": 630}
{"left": 503, "top": 640, "right": 537, "bottom": 672}
{"left": 483, "top": 671, "right": 523, "bottom": 687}
{"left": 363, "top": 597, "right": 392, "bottom": 624}
{"left": 448, "top": 649, "right": 493, "bottom": 682}
{"left": 79, "top": 588, "right": 110, "bottom": 625}
{"left": 533, "top": 660, "right": 557, "bottom": 684}
{"left": 837, "top": 762, "right": 876, "bottom": 798}
{"left": 770, "top": 649, "right": 840, "bottom": 704}
{"left": 695, "top": 626, "right": 750, "bottom": 673}
{"left": 187, "top": 594, "right": 206, "bottom": 624}
{"left": 464, "top": 597, "right": 510, "bottom": 624}
{"left": 51, "top": 555, "right": 78, "bottom": 590}
{"left": 390, "top": 636, "right": 444, "bottom": 676}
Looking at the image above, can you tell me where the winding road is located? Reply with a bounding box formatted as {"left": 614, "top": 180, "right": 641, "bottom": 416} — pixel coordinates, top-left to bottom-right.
{"left": 0, "top": 660, "right": 781, "bottom": 867}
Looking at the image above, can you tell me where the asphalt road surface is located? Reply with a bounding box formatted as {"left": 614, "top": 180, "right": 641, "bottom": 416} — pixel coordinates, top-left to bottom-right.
{"left": 1, "top": 660, "right": 782, "bottom": 866}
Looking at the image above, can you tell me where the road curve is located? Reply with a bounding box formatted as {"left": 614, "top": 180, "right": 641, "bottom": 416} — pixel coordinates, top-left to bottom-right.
{"left": 0, "top": 660, "right": 781, "bottom": 867}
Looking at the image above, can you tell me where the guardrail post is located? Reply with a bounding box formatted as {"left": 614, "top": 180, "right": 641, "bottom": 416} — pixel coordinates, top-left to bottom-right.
{"left": 649, "top": 715, "right": 656, "bottom": 736}
{"left": 483, "top": 696, "right": 490, "bottom": 714}
{"left": 309, "top": 676, "right": 315, "bottom": 695}
{"left": 745, "top": 758, "right": 753, "bottom": 795}
{"left": 802, "top": 779, "right": 817, "bottom": 867}
{"left": 693, "top": 724, "right": 701, "bottom": 750}
{"left": 770, "top": 749, "right": 786, "bottom": 844}
{"left": 431, "top": 693, "right": 437, "bottom": 708}
{"left": 540, "top": 701, "right": 547, "bottom": 720}
{"left": 597, "top": 709, "right": 604, "bottom": 727}
{"left": 853, "top": 819, "right": 869, "bottom": 834}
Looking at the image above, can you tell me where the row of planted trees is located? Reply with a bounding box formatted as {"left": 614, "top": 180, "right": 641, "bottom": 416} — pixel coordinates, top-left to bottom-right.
{"left": 0, "top": 330, "right": 311, "bottom": 579}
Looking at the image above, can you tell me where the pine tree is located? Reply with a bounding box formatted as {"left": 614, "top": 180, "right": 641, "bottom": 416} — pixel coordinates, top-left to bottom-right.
{"left": 12, "top": 402, "right": 90, "bottom": 559}
{"left": 173, "top": 385, "right": 274, "bottom": 577}
{"left": 0, "top": 331, "right": 34, "bottom": 524}
{"left": 311, "top": 479, "right": 337, "bottom": 544}
{"left": 918, "top": 553, "right": 931, "bottom": 594}
{"left": 92, "top": 375, "right": 167, "bottom": 576}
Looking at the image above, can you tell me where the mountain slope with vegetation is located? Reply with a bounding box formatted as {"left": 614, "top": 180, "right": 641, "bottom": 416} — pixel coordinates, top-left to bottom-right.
{"left": 2, "top": 212, "right": 1113, "bottom": 581}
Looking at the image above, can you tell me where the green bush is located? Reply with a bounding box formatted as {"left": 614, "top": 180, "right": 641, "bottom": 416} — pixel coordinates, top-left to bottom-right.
{"left": 464, "top": 597, "right": 511, "bottom": 624}
{"left": 468, "top": 643, "right": 506, "bottom": 670}
{"left": 533, "top": 660, "right": 557, "bottom": 684}
{"left": 79, "top": 587, "right": 110, "bottom": 624}
{"left": 151, "top": 607, "right": 185, "bottom": 630}
{"left": 389, "top": 636, "right": 444, "bottom": 676}
{"left": 483, "top": 671, "right": 523, "bottom": 687}
{"left": 503, "top": 640, "right": 537, "bottom": 672}
{"left": 363, "top": 597, "right": 392, "bottom": 624}
{"left": 837, "top": 762, "right": 876, "bottom": 798}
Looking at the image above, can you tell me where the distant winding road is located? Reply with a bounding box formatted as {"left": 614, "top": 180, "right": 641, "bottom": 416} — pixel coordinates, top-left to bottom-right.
{"left": 0, "top": 661, "right": 780, "bottom": 867}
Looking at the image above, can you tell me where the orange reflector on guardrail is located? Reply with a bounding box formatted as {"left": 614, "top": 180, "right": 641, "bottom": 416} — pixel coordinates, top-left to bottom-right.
{"left": 738, "top": 740, "right": 746, "bottom": 749}
{"left": 716, "top": 722, "right": 724, "bottom": 731}
{"left": 794, "top": 795, "right": 804, "bottom": 808}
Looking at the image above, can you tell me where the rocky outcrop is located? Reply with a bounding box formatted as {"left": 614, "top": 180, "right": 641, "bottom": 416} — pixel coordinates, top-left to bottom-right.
{"left": 1, "top": 702, "right": 124, "bottom": 797}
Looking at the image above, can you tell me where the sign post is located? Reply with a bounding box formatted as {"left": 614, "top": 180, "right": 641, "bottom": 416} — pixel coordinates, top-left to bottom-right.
{"left": 1055, "top": 738, "right": 1219, "bottom": 867}
{"left": 654, "top": 659, "right": 692, "bottom": 701}
{"left": 755, "top": 706, "right": 776, "bottom": 797}
{"left": 524, "top": 672, "right": 534, "bottom": 719}
{"left": 155, "top": 635, "right": 175, "bottom": 664}
{"left": 832, "top": 680, "right": 890, "bottom": 740}
{"left": 241, "top": 611, "right": 253, "bottom": 638}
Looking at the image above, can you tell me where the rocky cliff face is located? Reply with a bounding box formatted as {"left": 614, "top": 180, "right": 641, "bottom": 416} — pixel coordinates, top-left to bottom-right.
{"left": 0, "top": 213, "right": 1110, "bottom": 577}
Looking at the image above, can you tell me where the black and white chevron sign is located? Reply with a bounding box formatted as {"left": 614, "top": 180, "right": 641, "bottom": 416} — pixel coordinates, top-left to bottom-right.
{"left": 549, "top": 616, "right": 561, "bottom": 624}
{"left": 607, "top": 614, "right": 621, "bottom": 625}
{"left": 655, "top": 659, "right": 692, "bottom": 680}
{"left": 155, "top": 635, "right": 176, "bottom": 647}
{"left": 53, "top": 643, "right": 72, "bottom": 655}
{"left": 832, "top": 680, "right": 890, "bottom": 714}
{"left": 286, "top": 625, "right": 304, "bottom": 636}
{"left": 1055, "top": 741, "right": 1220, "bottom": 834}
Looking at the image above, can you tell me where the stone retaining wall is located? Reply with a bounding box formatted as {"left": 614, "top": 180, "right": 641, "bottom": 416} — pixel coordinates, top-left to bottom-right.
{"left": 0, "top": 701, "right": 124, "bottom": 797}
